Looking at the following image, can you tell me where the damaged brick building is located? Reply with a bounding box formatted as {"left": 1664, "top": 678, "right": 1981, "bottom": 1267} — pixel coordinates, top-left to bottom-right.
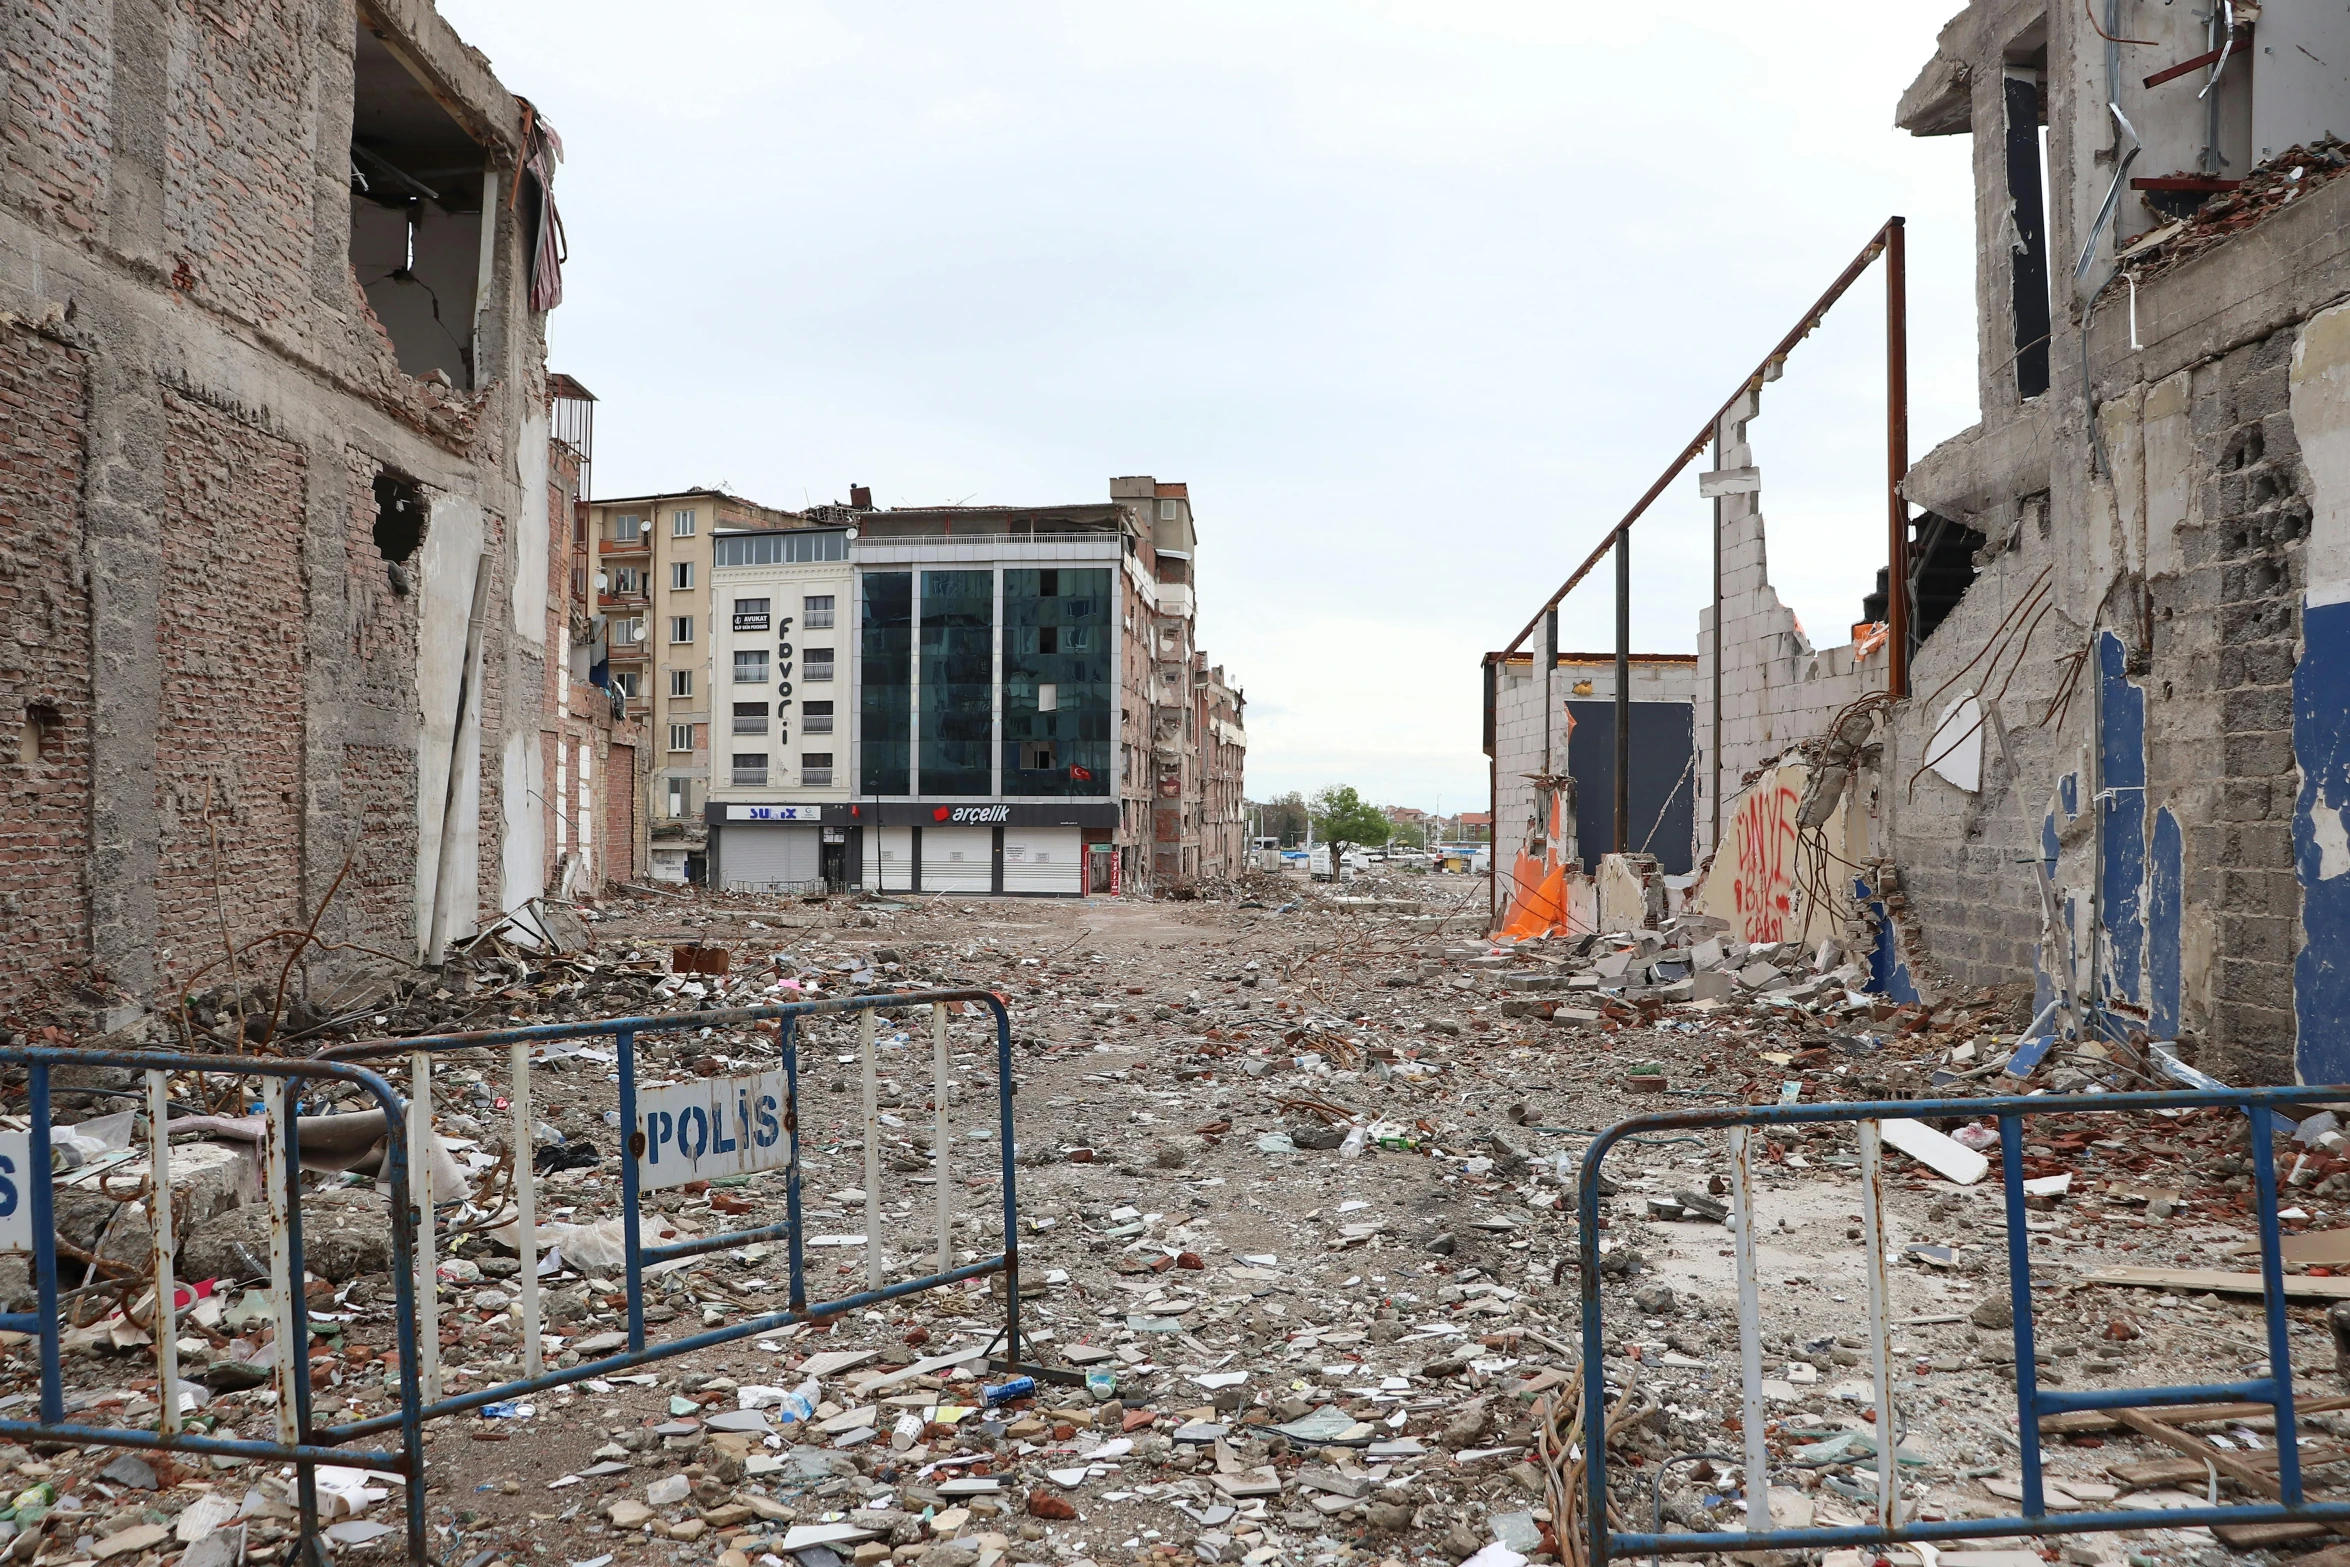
{"left": 1489, "top": 3, "right": 2350, "bottom": 1088}
{"left": 0, "top": 1, "right": 636, "bottom": 1027}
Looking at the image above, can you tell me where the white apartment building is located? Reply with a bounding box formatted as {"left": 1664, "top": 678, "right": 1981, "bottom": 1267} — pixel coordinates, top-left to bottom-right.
{"left": 705, "top": 526, "right": 857, "bottom": 891}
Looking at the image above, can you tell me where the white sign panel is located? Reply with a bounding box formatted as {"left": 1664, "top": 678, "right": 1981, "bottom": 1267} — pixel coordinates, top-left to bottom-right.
{"left": 729, "top": 805, "right": 823, "bottom": 822}
{"left": 633, "top": 1070, "right": 791, "bottom": 1191}
{"left": 0, "top": 1132, "right": 31, "bottom": 1254}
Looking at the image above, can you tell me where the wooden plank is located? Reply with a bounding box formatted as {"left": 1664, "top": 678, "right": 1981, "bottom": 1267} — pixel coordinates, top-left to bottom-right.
{"left": 2111, "top": 1445, "right": 2350, "bottom": 1485}
{"left": 2212, "top": 1520, "right": 2337, "bottom": 1548}
{"left": 2084, "top": 1265, "right": 2350, "bottom": 1300}
{"left": 2042, "top": 1395, "right": 2350, "bottom": 1434}
{"left": 2114, "top": 1407, "right": 2288, "bottom": 1499}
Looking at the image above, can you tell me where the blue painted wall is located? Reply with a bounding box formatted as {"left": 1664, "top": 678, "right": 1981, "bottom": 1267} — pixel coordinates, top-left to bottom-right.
{"left": 2098, "top": 632, "right": 2149, "bottom": 1011}
{"left": 2295, "top": 599, "right": 2350, "bottom": 1082}
{"left": 2149, "top": 808, "right": 2183, "bottom": 1041}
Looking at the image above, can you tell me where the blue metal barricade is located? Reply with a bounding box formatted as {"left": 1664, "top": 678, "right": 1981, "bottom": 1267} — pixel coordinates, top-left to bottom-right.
{"left": 0, "top": 1046, "right": 427, "bottom": 1566}
{"left": 1575, "top": 1086, "right": 2350, "bottom": 1562}
{"left": 312, "top": 987, "right": 1034, "bottom": 1441}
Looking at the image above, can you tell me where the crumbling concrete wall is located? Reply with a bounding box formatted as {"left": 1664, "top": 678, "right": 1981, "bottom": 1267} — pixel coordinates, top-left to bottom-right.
{"left": 0, "top": 0, "right": 559, "bottom": 1025}
{"left": 1694, "top": 383, "right": 1893, "bottom": 864}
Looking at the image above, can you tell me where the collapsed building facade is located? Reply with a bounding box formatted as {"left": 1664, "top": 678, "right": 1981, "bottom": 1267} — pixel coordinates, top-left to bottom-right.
{"left": 0, "top": 1, "right": 638, "bottom": 1027}
{"left": 1489, "top": 2, "right": 2350, "bottom": 1087}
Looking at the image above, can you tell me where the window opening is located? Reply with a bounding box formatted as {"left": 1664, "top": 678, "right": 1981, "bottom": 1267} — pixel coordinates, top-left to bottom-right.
{"left": 803, "top": 700, "right": 835, "bottom": 735}
{"left": 670, "top": 668, "right": 693, "bottom": 698}
{"left": 804, "top": 594, "right": 836, "bottom": 628}
{"left": 672, "top": 562, "right": 695, "bottom": 590}
{"left": 349, "top": 13, "right": 491, "bottom": 386}
{"left": 733, "top": 702, "right": 770, "bottom": 735}
{"left": 668, "top": 723, "right": 694, "bottom": 753}
{"left": 801, "top": 753, "right": 835, "bottom": 787}
{"left": 372, "top": 472, "right": 426, "bottom": 563}
{"left": 2003, "top": 66, "right": 2053, "bottom": 401}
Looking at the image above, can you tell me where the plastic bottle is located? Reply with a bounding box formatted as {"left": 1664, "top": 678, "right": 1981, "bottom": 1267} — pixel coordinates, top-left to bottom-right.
{"left": 1339, "top": 1126, "right": 1366, "bottom": 1160}
{"left": 774, "top": 1376, "right": 820, "bottom": 1425}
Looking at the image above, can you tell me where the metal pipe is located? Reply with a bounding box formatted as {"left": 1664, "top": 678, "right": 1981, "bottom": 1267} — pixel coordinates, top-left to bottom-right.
{"left": 1887, "top": 216, "right": 1911, "bottom": 698}
{"left": 1997, "top": 1113, "right": 2044, "bottom": 1518}
{"left": 147, "top": 1070, "right": 179, "bottom": 1438}
{"left": 279, "top": 1085, "right": 323, "bottom": 1563}
{"left": 29, "top": 1064, "right": 58, "bottom": 1428}
{"left": 863, "top": 1008, "right": 883, "bottom": 1292}
{"left": 1614, "top": 528, "right": 1630, "bottom": 855}
{"left": 1711, "top": 416, "right": 1724, "bottom": 856}
{"left": 510, "top": 1041, "right": 542, "bottom": 1381}
{"left": 783, "top": 1015, "right": 808, "bottom": 1313}
{"left": 933, "top": 1002, "right": 953, "bottom": 1273}
{"left": 1495, "top": 219, "right": 1900, "bottom": 663}
{"left": 619, "top": 1029, "right": 645, "bottom": 1353}
{"left": 408, "top": 1052, "right": 440, "bottom": 1404}
{"left": 1858, "top": 1121, "right": 1897, "bottom": 1526}
{"left": 1727, "top": 1126, "right": 1770, "bottom": 1533}
{"left": 262, "top": 1079, "right": 304, "bottom": 1451}
{"left": 995, "top": 983, "right": 1023, "bottom": 1372}
{"left": 2249, "top": 1104, "right": 2306, "bottom": 1504}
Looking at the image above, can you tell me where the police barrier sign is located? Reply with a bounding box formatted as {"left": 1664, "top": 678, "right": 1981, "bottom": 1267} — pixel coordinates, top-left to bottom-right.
{"left": 632, "top": 1071, "right": 790, "bottom": 1191}
{"left": 0, "top": 1131, "right": 29, "bottom": 1253}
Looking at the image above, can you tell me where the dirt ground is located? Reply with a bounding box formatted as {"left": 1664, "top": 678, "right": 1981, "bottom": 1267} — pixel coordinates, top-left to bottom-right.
{"left": 8, "top": 874, "right": 2349, "bottom": 1567}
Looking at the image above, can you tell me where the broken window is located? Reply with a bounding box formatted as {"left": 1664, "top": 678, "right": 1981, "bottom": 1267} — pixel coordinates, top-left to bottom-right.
{"left": 372, "top": 472, "right": 425, "bottom": 562}
{"left": 2003, "top": 64, "right": 2052, "bottom": 400}
{"left": 349, "top": 11, "right": 491, "bottom": 386}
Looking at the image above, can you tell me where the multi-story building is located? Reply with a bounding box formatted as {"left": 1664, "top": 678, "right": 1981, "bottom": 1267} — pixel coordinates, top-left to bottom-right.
{"left": 585, "top": 488, "right": 799, "bottom": 882}
{"left": 704, "top": 522, "right": 857, "bottom": 891}
{"left": 702, "top": 479, "right": 1245, "bottom": 897}
{"left": 0, "top": 0, "right": 598, "bottom": 1024}
{"left": 541, "top": 378, "right": 649, "bottom": 897}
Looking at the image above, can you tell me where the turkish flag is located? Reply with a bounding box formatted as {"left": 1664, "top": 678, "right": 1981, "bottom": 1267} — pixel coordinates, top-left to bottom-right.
{"left": 1070, "top": 764, "right": 1093, "bottom": 780}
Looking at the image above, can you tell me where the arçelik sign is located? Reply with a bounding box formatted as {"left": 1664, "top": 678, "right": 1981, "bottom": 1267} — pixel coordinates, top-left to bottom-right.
{"left": 931, "top": 805, "right": 1011, "bottom": 824}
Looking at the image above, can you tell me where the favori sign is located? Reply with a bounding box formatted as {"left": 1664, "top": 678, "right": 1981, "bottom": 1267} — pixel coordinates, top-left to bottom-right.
{"left": 631, "top": 1070, "right": 791, "bottom": 1190}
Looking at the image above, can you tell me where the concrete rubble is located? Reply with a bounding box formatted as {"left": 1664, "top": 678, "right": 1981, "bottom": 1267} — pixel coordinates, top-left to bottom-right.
{"left": 0, "top": 873, "right": 2340, "bottom": 1566}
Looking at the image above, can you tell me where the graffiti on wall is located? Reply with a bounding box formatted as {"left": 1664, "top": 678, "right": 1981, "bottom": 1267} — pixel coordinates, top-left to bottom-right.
{"left": 1730, "top": 777, "right": 1802, "bottom": 944}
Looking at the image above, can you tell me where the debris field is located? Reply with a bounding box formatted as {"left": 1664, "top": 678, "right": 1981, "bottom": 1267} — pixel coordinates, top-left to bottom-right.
{"left": 4, "top": 875, "right": 2349, "bottom": 1567}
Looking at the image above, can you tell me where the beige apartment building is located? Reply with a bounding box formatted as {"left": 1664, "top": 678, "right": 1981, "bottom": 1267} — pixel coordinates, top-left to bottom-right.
{"left": 586, "top": 489, "right": 800, "bottom": 881}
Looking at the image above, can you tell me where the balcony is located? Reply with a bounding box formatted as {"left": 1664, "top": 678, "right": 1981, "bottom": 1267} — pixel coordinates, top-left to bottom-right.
{"left": 598, "top": 537, "right": 651, "bottom": 555}
{"left": 598, "top": 593, "right": 649, "bottom": 611}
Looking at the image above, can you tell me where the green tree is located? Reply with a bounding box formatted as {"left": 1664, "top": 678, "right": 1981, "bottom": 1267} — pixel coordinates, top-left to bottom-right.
{"left": 1385, "top": 818, "right": 1428, "bottom": 849}
{"left": 1310, "top": 785, "right": 1393, "bottom": 875}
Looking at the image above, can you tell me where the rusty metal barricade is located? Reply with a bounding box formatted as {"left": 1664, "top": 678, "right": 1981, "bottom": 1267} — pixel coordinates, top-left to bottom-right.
{"left": 0, "top": 1046, "right": 426, "bottom": 1565}
{"left": 312, "top": 987, "right": 1040, "bottom": 1454}
{"left": 1575, "top": 1086, "right": 2350, "bottom": 1562}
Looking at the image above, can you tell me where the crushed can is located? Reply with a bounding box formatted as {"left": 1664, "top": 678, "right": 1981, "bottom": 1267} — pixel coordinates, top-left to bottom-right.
{"left": 981, "top": 1376, "right": 1036, "bottom": 1407}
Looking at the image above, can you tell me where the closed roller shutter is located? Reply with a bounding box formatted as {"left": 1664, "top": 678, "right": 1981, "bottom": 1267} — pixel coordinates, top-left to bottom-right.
{"left": 721, "top": 826, "right": 819, "bottom": 892}
{"left": 921, "top": 826, "right": 994, "bottom": 893}
{"left": 865, "top": 826, "right": 914, "bottom": 892}
{"left": 1003, "top": 828, "right": 1082, "bottom": 894}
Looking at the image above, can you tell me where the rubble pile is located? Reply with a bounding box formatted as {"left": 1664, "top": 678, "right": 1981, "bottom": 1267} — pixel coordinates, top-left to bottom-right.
{"left": 0, "top": 878, "right": 2345, "bottom": 1566}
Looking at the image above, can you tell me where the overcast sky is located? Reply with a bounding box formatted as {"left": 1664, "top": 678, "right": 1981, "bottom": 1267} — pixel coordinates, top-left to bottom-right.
{"left": 441, "top": 1, "right": 1981, "bottom": 817}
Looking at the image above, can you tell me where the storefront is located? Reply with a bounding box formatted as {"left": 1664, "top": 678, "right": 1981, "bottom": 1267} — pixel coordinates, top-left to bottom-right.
{"left": 707, "top": 804, "right": 857, "bottom": 894}
{"left": 853, "top": 802, "right": 1117, "bottom": 897}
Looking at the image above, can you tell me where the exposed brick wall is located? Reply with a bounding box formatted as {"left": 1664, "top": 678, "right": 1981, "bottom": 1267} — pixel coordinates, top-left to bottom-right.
{"left": 605, "top": 740, "right": 637, "bottom": 883}
{"left": 2164, "top": 330, "right": 2309, "bottom": 1084}
{"left": 338, "top": 448, "right": 418, "bottom": 952}
{"left": 154, "top": 386, "right": 307, "bottom": 988}
{"left": 0, "top": 0, "right": 110, "bottom": 235}
{"left": 339, "top": 741, "right": 413, "bottom": 952}
{"left": 166, "top": 2, "right": 314, "bottom": 336}
{"left": 0, "top": 325, "right": 92, "bottom": 1021}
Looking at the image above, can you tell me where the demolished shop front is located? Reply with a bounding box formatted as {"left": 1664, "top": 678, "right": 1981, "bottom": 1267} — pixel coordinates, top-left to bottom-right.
{"left": 863, "top": 802, "right": 1118, "bottom": 897}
